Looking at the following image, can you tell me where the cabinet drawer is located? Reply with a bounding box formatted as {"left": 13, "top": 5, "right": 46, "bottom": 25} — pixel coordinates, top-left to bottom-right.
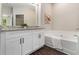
{"left": 6, "top": 31, "right": 20, "bottom": 39}
{"left": 20, "top": 30, "right": 31, "bottom": 35}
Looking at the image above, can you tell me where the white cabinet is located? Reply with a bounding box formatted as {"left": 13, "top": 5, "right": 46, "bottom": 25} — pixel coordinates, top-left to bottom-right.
{"left": 5, "top": 31, "right": 21, "bottom": 55}
{"left": 6, "top": 37, "right": 21, "bottom": 55}
{"left": 0, "top": 32, "right": 6, "bottom": 55}
{"left": 0, "top": 30, "right": 44, "bottom": 55}
{"left": 32, "top": 30, "right": 44, "bottom": 51}
{"left": 32, "top": 31, "right": 40, "bottom": 50}
{"left": 39, "top": 32, "right": 45, "bottom": 47}
{"left": 20, "top": 31, "right": 33, "bottom": 55}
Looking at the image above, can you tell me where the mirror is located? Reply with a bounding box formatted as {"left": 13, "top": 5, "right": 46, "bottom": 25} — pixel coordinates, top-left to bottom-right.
{"left": 1, "top": 3, "right": 37, "bottom": 27}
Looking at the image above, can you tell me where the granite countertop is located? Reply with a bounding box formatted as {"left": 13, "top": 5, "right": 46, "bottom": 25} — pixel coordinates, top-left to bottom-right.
{"left": 0, "top": 27, "right": 44, "bottom": 32}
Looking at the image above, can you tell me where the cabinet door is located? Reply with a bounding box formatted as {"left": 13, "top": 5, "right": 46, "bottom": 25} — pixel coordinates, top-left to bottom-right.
{"left": 32, "top": 30, "right": 45, "bottom": 51}
{"left": 39, "top": 32, "right": 45, "bottom": 47}
{"left": 21, "top": 32, "right": 32, "bottom": 55}
{"left": 32, "top": 31, "right": 40, "bottom": 50}
{"left": 0, "top": 32, "right": 6, "bottom": 55}
{"left": 6, "top": 37, "right": 21, "bottom": 55}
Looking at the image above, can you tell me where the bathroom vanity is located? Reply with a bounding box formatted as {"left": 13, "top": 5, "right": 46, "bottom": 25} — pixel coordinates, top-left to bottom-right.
{"left": 0, "top": 3, "right": 45, "bottom": 55}
{"left": 0, "top": 28, "right": 45, "bottom": 55}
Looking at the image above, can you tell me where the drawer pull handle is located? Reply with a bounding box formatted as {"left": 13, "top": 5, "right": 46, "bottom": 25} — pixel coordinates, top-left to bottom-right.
{"left": 20, "top": 38, "right": 24, "bottom": 44}
{"left": 20, "top": 38, "right": 22, "bottom": 44}
{"left": 38, "top": 34, "right": 41, "bottom": 38}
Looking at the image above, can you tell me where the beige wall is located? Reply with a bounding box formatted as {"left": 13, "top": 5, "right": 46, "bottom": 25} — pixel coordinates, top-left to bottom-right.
{"left": 44, "top": 3, "right": 79, "bottom": 31}
{"left": 44, "top": 3, "right": 53, "bottom": 29}
{"left": 52, "top": 3, "right": 79, "bottom": 31}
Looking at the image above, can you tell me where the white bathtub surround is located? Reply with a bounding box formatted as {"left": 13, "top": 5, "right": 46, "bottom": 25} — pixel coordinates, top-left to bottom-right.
{"left": 52, "top": 37, "right": 62, "bottom": 49}
{"left": 45, "top": 33, "right": 62, "bottom": 49}
{"left": 44, "top": 30, "right": 79, "bottom": 55}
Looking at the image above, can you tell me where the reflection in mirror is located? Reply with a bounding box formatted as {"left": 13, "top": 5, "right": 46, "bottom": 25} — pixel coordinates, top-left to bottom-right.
{"left": 16, "top": 15, "right": 24, "bottom": 26}
{"left": 1, "top": 3, "right": 37, "bottom": 27}
{"left": 2, "top": 4, "right": 12, "bottom": 26}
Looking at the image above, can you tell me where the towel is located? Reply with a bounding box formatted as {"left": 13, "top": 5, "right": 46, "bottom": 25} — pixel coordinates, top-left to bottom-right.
{"left": 52, "top": 37, "right": 62, "bottom": 49}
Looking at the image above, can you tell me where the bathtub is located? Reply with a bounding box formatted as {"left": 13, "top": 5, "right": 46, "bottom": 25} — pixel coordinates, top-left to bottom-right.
{"left": 44, "top": 30, "right": 79, "bottom": 55}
